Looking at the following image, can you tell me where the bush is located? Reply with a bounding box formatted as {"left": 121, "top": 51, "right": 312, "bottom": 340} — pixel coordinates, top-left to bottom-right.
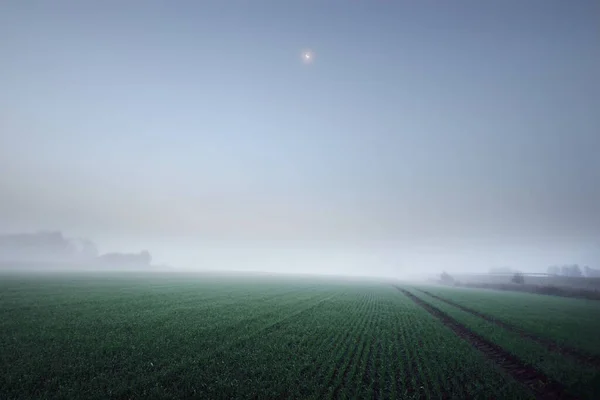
{"left": 511, "top": 272, "right": 525, "bottom": 284}
{"left": 440, "top": 271, "right": 455, "bottom": 285}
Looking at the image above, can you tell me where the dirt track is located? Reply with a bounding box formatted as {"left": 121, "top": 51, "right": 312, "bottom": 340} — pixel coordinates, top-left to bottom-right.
{"left": 417, "top": 289, "right": 600, "bottom": 368}
{"left": 395, "top": 286, "right": 575, "bottom": 400}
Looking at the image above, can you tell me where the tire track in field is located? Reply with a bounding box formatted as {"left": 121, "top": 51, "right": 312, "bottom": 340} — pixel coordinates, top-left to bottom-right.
{"left": 381, "top": 336, "right": 394, "bottom": 400}
{"left": 402, "top": 337, "right": 426, "bottom": 399}
{"left": 372, "top": 339, "right": 383, "bottom": 399}
{"left": 392, "top": 315, "right": 405, "bottom": 398}
{"left": 308, "top": 293, "right": 366, "bottom": 396}
{"left": 395, "top": 286, "right": 575, "bottom": 400}
{"left": 367, "top": 297, "right": 385, "bottom": 399}
{"left": 359, "top": 330, "right": 376, "bottom": 396}
{"left": 156, "top": 292, "right": 339, "bottom": 385}
{"left": 342, "top": 294, "right": 377, "bottom": 399}
{"left": 413, "top": 323, "right": 450, "bottom": 400}
{"left": 329, "top": 297, "right": 372, "bottom": 399}
{"left": 328, "top": 292, "right": 376, "bottom": 399}
{"left": 178, "top": 291, "right": 333, "bottom": 353}
{"left": 408, "top": 336, "right": 427, "bottom": 399}
{"left": 393, "top": 324, "right": 403, "bottom": 399}
{"left": 394, "top": 310, "right": 423, "bottom": 399}
{"left": 315, "top": 293, "right": 369, "bottom": 397}
{"left": 210, "top": 292, "right": 341, "bottom": 354}
{"left": 294, "top": 292, "right": 359, "bottom": 399}
{"left": 317, "top": 326, "right": 354, "bottom": 393}
{"left": 417, "top": 289, "right": 600, "bottom": 368}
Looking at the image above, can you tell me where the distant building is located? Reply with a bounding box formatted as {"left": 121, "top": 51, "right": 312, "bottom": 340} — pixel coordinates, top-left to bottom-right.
{"left": 97, "top": 250, "right": 152, "bottom": 267}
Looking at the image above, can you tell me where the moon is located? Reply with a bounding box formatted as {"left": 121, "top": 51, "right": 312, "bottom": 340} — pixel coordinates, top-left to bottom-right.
{"left": 301, "top": 49, "right": 315, "bottom": 64}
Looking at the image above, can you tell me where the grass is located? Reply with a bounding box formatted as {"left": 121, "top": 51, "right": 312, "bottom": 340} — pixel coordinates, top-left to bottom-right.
{"left": 0, "top": 272, "right": 531, "bottom": 399}
{"left": 407, "top": 287, "right": 600, "bottom": 399}
{"left": 418, "top": 284, "right": 600, "bottom": 355}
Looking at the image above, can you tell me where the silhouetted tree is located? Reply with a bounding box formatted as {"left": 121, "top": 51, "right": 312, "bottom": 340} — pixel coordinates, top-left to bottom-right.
{"left": 140, "top": 250, "right": 152, "bottom": 265}
{"left": 584, "top": 266, "right": 600, "bottom": 278}
{"left": 511, "top": 272, "right": 525, "bottom": 284}
{"left": 440, "top": 271, "right": 455, "bottom": 285}
{"left": 98, "top": 251, "right": 152, "bottom": 267}
{"left": 571, "top": 264, "right": 583, "bottom": 277}
{"left": 547, "top": 265, "right": 560, "bottom": 275}
{"left": 561, "top": 264, "right": 582, "bottom": 277}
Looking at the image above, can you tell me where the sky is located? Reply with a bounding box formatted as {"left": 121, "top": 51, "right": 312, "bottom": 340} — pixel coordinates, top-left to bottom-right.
{"left": 1, "top": 1, "right": 599, "bottom": 277}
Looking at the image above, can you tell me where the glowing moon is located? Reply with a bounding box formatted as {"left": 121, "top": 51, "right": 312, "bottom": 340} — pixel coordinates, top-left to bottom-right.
{"left": 301, "top": 49, "right": 315, "bottom": 64}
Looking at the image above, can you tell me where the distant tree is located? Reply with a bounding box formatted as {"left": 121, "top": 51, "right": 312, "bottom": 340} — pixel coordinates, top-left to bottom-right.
{"left": 561, "top": 264, "right": 583, "bottom": 277}
{"left": 511, "top": 272, "right": 525, "bottom": 284}
{"left": 98, "top": 250, "right": 152, "bottom": 267}
{"left": 440, "top": 271, "right": 455, "bottom": 285}
{"left": 547, "top": 265, "right": 561, "bottom": 275}
{"left": 139, "top": 250, "right": 152, "bottom": 266}
{"left": 584, "top": 266, "right": 600, "bottom": 278}
{"left": 0, "top": 231, "right": 73, "bottom": 262}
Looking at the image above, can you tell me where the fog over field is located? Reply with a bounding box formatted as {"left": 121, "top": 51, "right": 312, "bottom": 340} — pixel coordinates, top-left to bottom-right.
{"left": 1, "top": 1, "right": 599, "bottom": 278}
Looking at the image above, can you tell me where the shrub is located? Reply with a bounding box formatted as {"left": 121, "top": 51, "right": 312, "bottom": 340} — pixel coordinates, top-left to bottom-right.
{"left": 511, "top": 272, "right": 525, "bottom": 284}
{"left": 440, "top": 271, "right": 455, "bottom": 285}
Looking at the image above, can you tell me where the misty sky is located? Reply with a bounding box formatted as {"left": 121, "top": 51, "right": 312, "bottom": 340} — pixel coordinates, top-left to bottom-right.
{"left": 1, "top": 1, "right": 599, "bottom": 276}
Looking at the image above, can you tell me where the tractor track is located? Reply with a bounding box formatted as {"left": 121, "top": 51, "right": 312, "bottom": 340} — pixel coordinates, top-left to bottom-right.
{"left": 417, "top": 289, "right": 600, "bottom": 368}
{"left": 394, "top": 286, "right": 575, "bottom": 400}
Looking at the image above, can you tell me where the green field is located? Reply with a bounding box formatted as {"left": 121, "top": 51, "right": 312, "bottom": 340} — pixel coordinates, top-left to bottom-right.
{"left": 1, "top": 273, "right": 599, "bottom": 399}
{"left": 405, "top": 287, "right": 600, "bottom": 399}
{"left": 413, "top": 285, "right": 600, "bottom": 355}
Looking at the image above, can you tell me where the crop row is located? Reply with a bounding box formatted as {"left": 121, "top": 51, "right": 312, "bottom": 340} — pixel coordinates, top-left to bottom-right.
{"left": 1, "top": 277, "right": 543, "bottom": 399}
{"left": 169, "top": 284, "right": 532, "bottom": 399}
{"left": 386, "top": 288, "right": 531, "bottom": 399}
{"left": 418, "top": 284, "right": 600, "bottom": 355}
{"left": 0, "top": 280, "right": 336, "bottom": 399}
{"left": 417, "top": 288, "right": 600, "bottom": 367}
{"left": 406, "top": 288, "right": 600, "bottom": 399}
